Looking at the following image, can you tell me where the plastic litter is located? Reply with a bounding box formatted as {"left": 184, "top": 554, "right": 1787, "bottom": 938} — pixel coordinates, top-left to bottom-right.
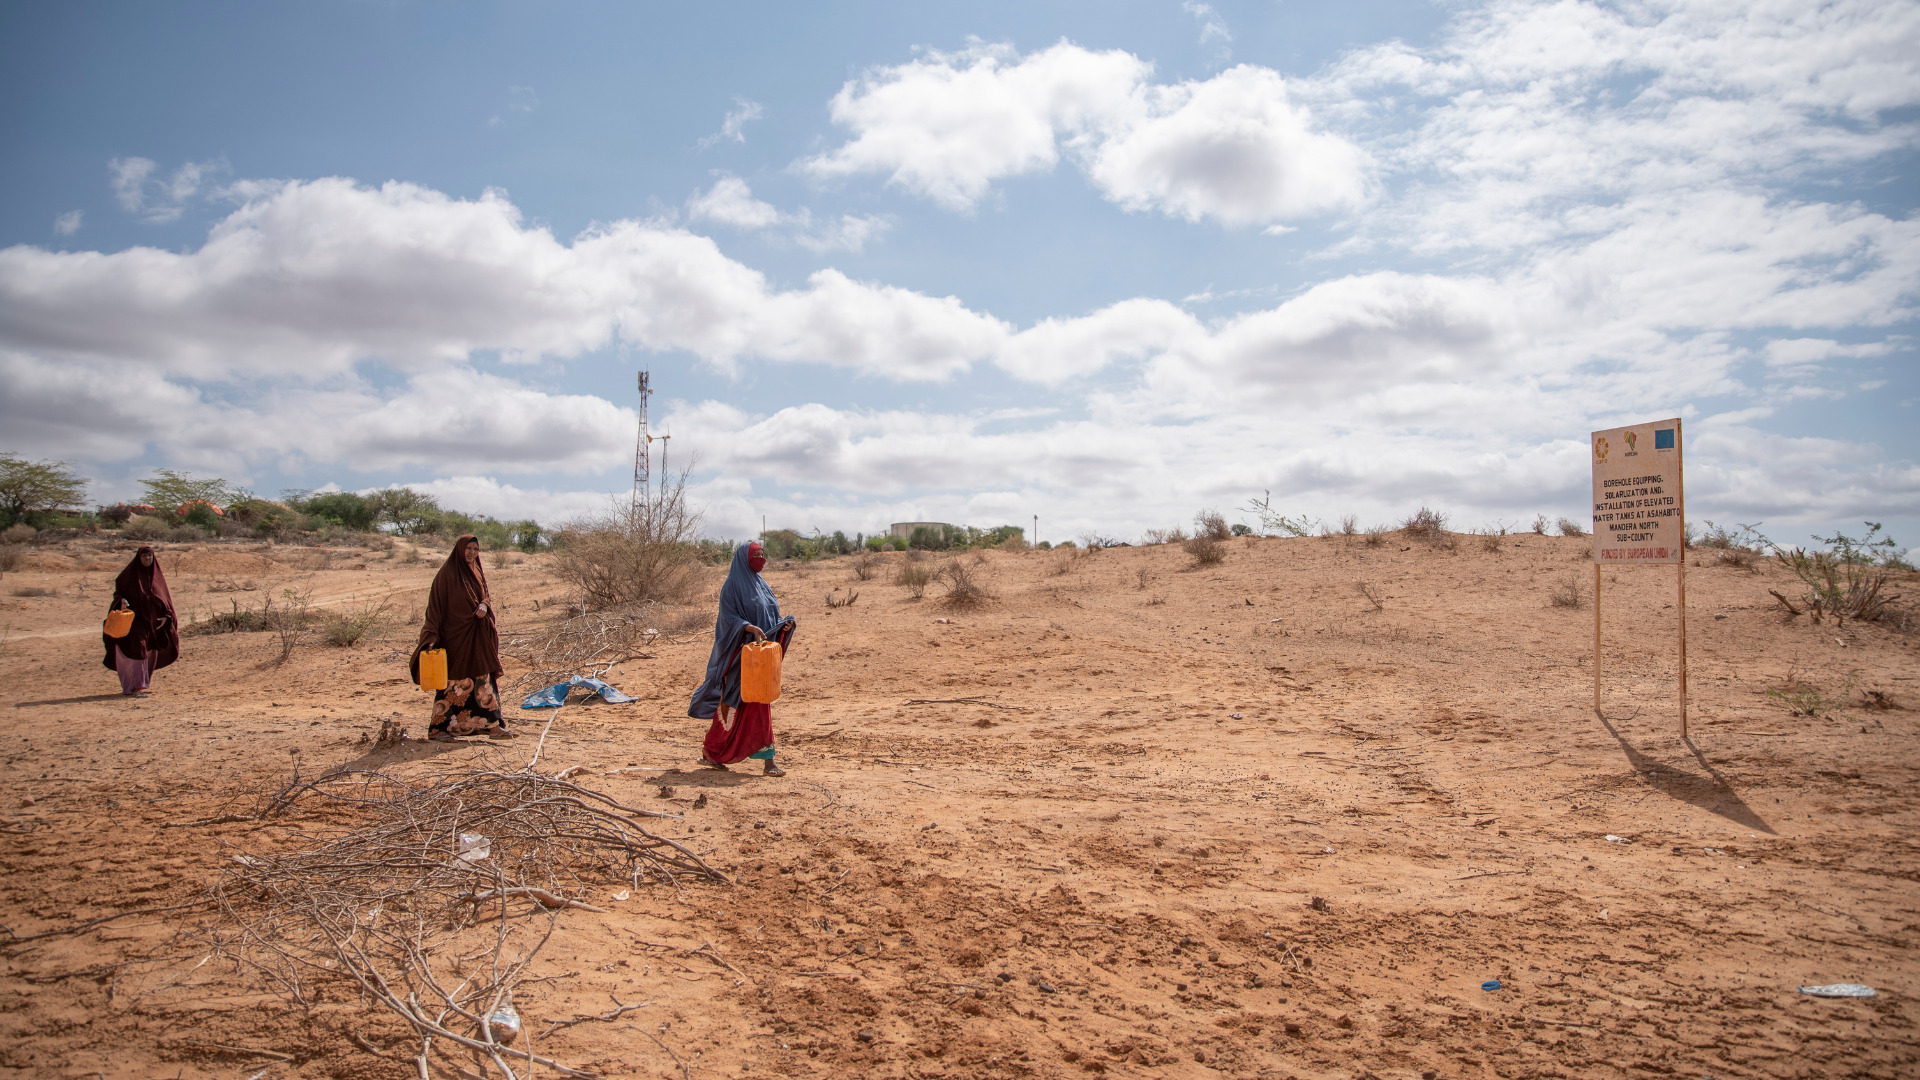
{"left": 1482, "top": 980, "right": 1502, "bottom": 991}
{"left": 1799, "top": 983, "right": 1876, "bottom": 998}
{"left": 1605, "top": 835, "right": 1628, "bottom": 843}
{"left": 610, "top": 889, "right": 631, "bottom": 901}
{"left": 485, "top": 1001, "right": 522, "bottom": 1042}
{"left": 518, "top": 675, "right": 639, "bottom": 709}
{"left": 456, "top": 833, "right": 491, "bottom": 863}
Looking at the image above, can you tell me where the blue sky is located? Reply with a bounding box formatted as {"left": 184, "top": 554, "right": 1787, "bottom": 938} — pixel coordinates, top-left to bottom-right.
{"left": 1, "top": 0, "right": 1915, "bottom": 547}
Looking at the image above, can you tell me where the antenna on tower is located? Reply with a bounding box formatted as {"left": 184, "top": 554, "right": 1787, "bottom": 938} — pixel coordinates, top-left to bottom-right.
{"left": 632, "top": 370, "right": 652, "bottom": 518}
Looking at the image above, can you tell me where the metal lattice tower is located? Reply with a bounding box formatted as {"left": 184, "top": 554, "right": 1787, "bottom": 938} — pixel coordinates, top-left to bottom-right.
{"left": 631, "top": 370, "right": 652, "bottom": 515}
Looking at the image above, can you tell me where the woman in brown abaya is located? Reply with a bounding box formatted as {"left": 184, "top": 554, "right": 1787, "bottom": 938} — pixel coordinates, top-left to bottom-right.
{"left": 412, "top": 535, "right": 512, "bottom": 740}
{"left": 102, "top": 545, "right": 178, "bottom": 695}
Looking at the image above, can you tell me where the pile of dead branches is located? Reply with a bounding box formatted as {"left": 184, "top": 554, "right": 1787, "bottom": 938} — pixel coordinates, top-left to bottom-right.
{"left": 199, "top": 766, "right": 721, "bottom": 1078}
{"left": 499, "top": 607, "right": 662, "bottom": 691}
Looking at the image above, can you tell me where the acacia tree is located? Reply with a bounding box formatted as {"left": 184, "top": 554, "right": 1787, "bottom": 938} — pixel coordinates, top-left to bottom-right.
{"left": 137, "top": 469, "right": 234, "bottom": 515}
{"left": 0, "top": 453, "right": 89, "bottom": 525}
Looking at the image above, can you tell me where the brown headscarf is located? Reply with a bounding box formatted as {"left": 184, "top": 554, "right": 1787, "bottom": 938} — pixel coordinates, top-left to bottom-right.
{"left": 412, "top": 535, "right": 502, "bottom": 684}
{"left": 102, "top": 545, "right": 179, "bottom": 671}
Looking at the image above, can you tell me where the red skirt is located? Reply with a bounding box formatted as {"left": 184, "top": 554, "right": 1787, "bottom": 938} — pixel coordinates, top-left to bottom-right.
{"left": 703, "top": 703, "right": 774, "bottom": 765}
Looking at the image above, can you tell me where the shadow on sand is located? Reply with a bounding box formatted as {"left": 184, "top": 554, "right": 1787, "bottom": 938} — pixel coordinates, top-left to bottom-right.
{"left": 1597, "top": 712, "right": 1776, "bottom": 834}
{"left": 14, "top": 693, "right": 137, "bottom": 708}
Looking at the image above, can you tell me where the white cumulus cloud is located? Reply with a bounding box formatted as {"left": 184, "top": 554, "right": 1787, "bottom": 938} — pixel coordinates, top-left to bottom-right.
{"left": 801, "top": 41, "right": 1368, "bottom": 226}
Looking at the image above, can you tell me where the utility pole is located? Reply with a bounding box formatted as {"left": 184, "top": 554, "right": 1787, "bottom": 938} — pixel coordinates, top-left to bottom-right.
{"left": 631, "top": 371, "right": 652, "bottom": 518}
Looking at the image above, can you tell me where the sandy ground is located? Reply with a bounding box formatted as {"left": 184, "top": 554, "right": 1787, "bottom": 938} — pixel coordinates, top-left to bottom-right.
{"left": 2, "top": 532, "right": 1917, "bottom": 1080}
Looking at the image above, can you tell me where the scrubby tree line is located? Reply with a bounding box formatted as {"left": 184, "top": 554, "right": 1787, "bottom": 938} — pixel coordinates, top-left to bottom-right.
{"left": 0, "top": 451, "right": 541, "bottom": 550}
{"left": 755, "top": 523, "right": 1028, "bottom": 561}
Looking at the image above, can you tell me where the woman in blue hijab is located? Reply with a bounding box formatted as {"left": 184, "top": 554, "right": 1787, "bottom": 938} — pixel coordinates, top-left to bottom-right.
{"left": 689, "top": 541, "right": 796, "bottom": 774}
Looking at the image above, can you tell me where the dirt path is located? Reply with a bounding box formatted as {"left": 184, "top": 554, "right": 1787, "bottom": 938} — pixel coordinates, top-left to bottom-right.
{"left": 2, "top": 534, "right": 1915, "bottom": 1079}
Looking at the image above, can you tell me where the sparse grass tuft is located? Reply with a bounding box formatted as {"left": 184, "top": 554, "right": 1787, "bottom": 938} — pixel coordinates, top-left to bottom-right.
{"left": 12, "top": 585, "right": 55, "bottom": 597}
{"left": 1532, "top": 514, "right": 1550, "bottom": 535}
{"left": 1555, "top": 517, "right": 1588, "bottom": 537}
{"left": 320, "top": 598, "right": 389, "bottom": 648}
{"left": 1766, "top": 668, "right": 1856, "bottom": 719}
{"left": 1549, "top": 573, "right": 1584, "bottom": 609}
{"left": 1477, "top": 530, "right": 1505, "bottom": 554}
{"left": 895, "top": 561, "right": 933, "bottom": 599}
{"left": 1357, "top": 582, "right": 1383, "bottom": 610}
{"left": 1363, "top": 528, "right": 1388, "bottom": 548}
{"left": 1135, "top": 567, "right": 1152, "bottom": 590}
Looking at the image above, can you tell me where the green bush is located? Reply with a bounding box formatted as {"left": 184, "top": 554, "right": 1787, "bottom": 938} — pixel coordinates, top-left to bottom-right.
{"left": 293, "top": 490, "right": 378, "bottom": 532}
{"left": 180, "top": 502, "right": 221, "bottom": 530}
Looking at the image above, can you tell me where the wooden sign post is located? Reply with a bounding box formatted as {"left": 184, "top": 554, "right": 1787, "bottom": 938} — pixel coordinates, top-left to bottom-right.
{"left": 1590, "top": 418, "right": 1687, "bottom": 735}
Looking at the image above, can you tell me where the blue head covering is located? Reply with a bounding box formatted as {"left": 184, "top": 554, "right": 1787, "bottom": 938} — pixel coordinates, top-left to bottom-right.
{"left": 687, "top": 543, "right": 788, "bottom": 719}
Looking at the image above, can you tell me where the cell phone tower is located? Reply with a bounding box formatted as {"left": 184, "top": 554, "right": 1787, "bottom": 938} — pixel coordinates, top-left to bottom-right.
{"left": 631, "top": 370, "right": 652, "bottom": 517}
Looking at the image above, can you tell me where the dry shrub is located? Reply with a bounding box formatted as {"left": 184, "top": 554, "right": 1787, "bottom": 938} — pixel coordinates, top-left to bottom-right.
{"left": 1477, "top": 529, "right": 1505, "bottom": 553}
{"left": 1, "top": 523, "right": 34, "bottom": 544}
{"left": 1194, "top": 509, "right": 1232, "bottom": 541}
{"left": 1555, "top": 517, "right": 1588, "bottom": 537}
{"left": 1339, "top": 514, "right": 1359, "bottom": 537}
{"left": 198, "top": 764, "right": 717, "bottom": 1080}
{"left": 279, "top": 548, "right": 333, "bottom": 571}
{"left": 1363, "top": 528, "right": 1388, "bottom": 548}
{"left": 851, "top": 550, "right": 880, "bottom": 581}
{"left": 1400, "top": 507, "right": 1449, "bottom": 541}
{"left": 1357, "top": 582, "right": 1383, "bottom": 610}
{"left": 500, "top": 606, "right": 665, "bottom": 690}
{"left": 1549, "top": 574, "right": 1584, "bottom": 609}
{"left": 0, "top": 547, "right": 23, "bottom": 572}
{"left": 1771, "top": 529, "right": 1904, "bottom": 625}
{"left": 553, "top": 473, "right": 703, "bottom": 610}
{"left": 825, "top": 588, "right": 859, "bottom": 608}
{"left": 1184, "top": 535, "right": 1226, "bottom": 567}
{"left": 895, "top": 561, "right": 933, "bottom": 599}
{"left": 12, "top": 585, "right": 56, "bottom": 597}
{"left": 1142, "top": 527, "right": 1187, "bottom": 545}
{"left": 266, "top": 588, "right": 314, "bottom": 663}
{"left": 123, "top": 514, "right": 169, "bottom": 541}
{"left": 1135, "top": 566, "right": 1151, "bottom": 590}
{"left": 939, "top": 558, "right": 994, "bottom": 608}
{"left": 321, "top": 597, "right": 389, "bottom": 647}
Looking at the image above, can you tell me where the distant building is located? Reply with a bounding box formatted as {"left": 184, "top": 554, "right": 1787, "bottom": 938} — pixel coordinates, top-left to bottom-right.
{"left": 890, "top": 521, "right": 952, "bottom": 539}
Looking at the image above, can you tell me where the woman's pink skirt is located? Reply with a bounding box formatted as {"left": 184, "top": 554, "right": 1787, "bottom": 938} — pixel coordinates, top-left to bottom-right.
{"left": 115, "top": 646, "right": 152, "bottom": 695}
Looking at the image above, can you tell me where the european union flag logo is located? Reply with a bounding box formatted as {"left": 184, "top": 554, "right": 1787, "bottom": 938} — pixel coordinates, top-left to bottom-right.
{"left": 1654, "top": 428, "right": 1676, "bottom": 450}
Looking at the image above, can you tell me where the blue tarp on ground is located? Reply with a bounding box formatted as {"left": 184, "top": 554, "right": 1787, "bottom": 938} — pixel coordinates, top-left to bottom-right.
{"left": 519, "top": 675, "right": 639, "bottom": 709}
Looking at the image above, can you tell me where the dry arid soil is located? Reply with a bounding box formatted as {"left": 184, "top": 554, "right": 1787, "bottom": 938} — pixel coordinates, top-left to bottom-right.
{"left": 2, "top": 531, "right": 1917, "bottom": 1080}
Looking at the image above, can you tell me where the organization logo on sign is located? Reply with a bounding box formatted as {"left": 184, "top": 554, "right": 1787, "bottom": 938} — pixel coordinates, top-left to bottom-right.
{"left": 1625, "top": 431, "right": 1638, "bottom": 454}
{"left": 1594, "top": 437, "right": 1610, "bottom": 462}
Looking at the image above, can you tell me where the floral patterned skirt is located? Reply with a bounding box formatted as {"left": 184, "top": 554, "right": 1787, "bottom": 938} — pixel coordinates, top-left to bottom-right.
{"left": 431, "top": 674, "right": 505, "bottom": 736}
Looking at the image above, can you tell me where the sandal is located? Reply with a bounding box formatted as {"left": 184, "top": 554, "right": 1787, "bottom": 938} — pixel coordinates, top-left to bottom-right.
{"left": 486, "top": 726, "right": 517, "bottom": 740}
{"left": 429, "top": 730, "right": 456, "bottom": 743}
{"left": 763, "top": 762, "right": 786, "bottom": 777}
{"left": 698, "top": 758, "right": 729, "bottom": 771}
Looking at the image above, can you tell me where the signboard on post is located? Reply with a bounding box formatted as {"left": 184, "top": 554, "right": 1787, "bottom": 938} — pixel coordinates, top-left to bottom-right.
{"left": 1591, "top": 420, "right": 1684, "bottom": 563}
{"left": 1589, "top": 418, "right": 1687, "bottom": 734}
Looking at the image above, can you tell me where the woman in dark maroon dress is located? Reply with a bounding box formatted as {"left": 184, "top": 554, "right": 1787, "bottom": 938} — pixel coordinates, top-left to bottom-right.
{"left": 102, "top": 545, "right": 178, "bottom": 695}
{"left": 689, "top": 541, "right": 795, "bottom": 775}
{"left": 412, "top": 535, "right": 511, "bottom": 739}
